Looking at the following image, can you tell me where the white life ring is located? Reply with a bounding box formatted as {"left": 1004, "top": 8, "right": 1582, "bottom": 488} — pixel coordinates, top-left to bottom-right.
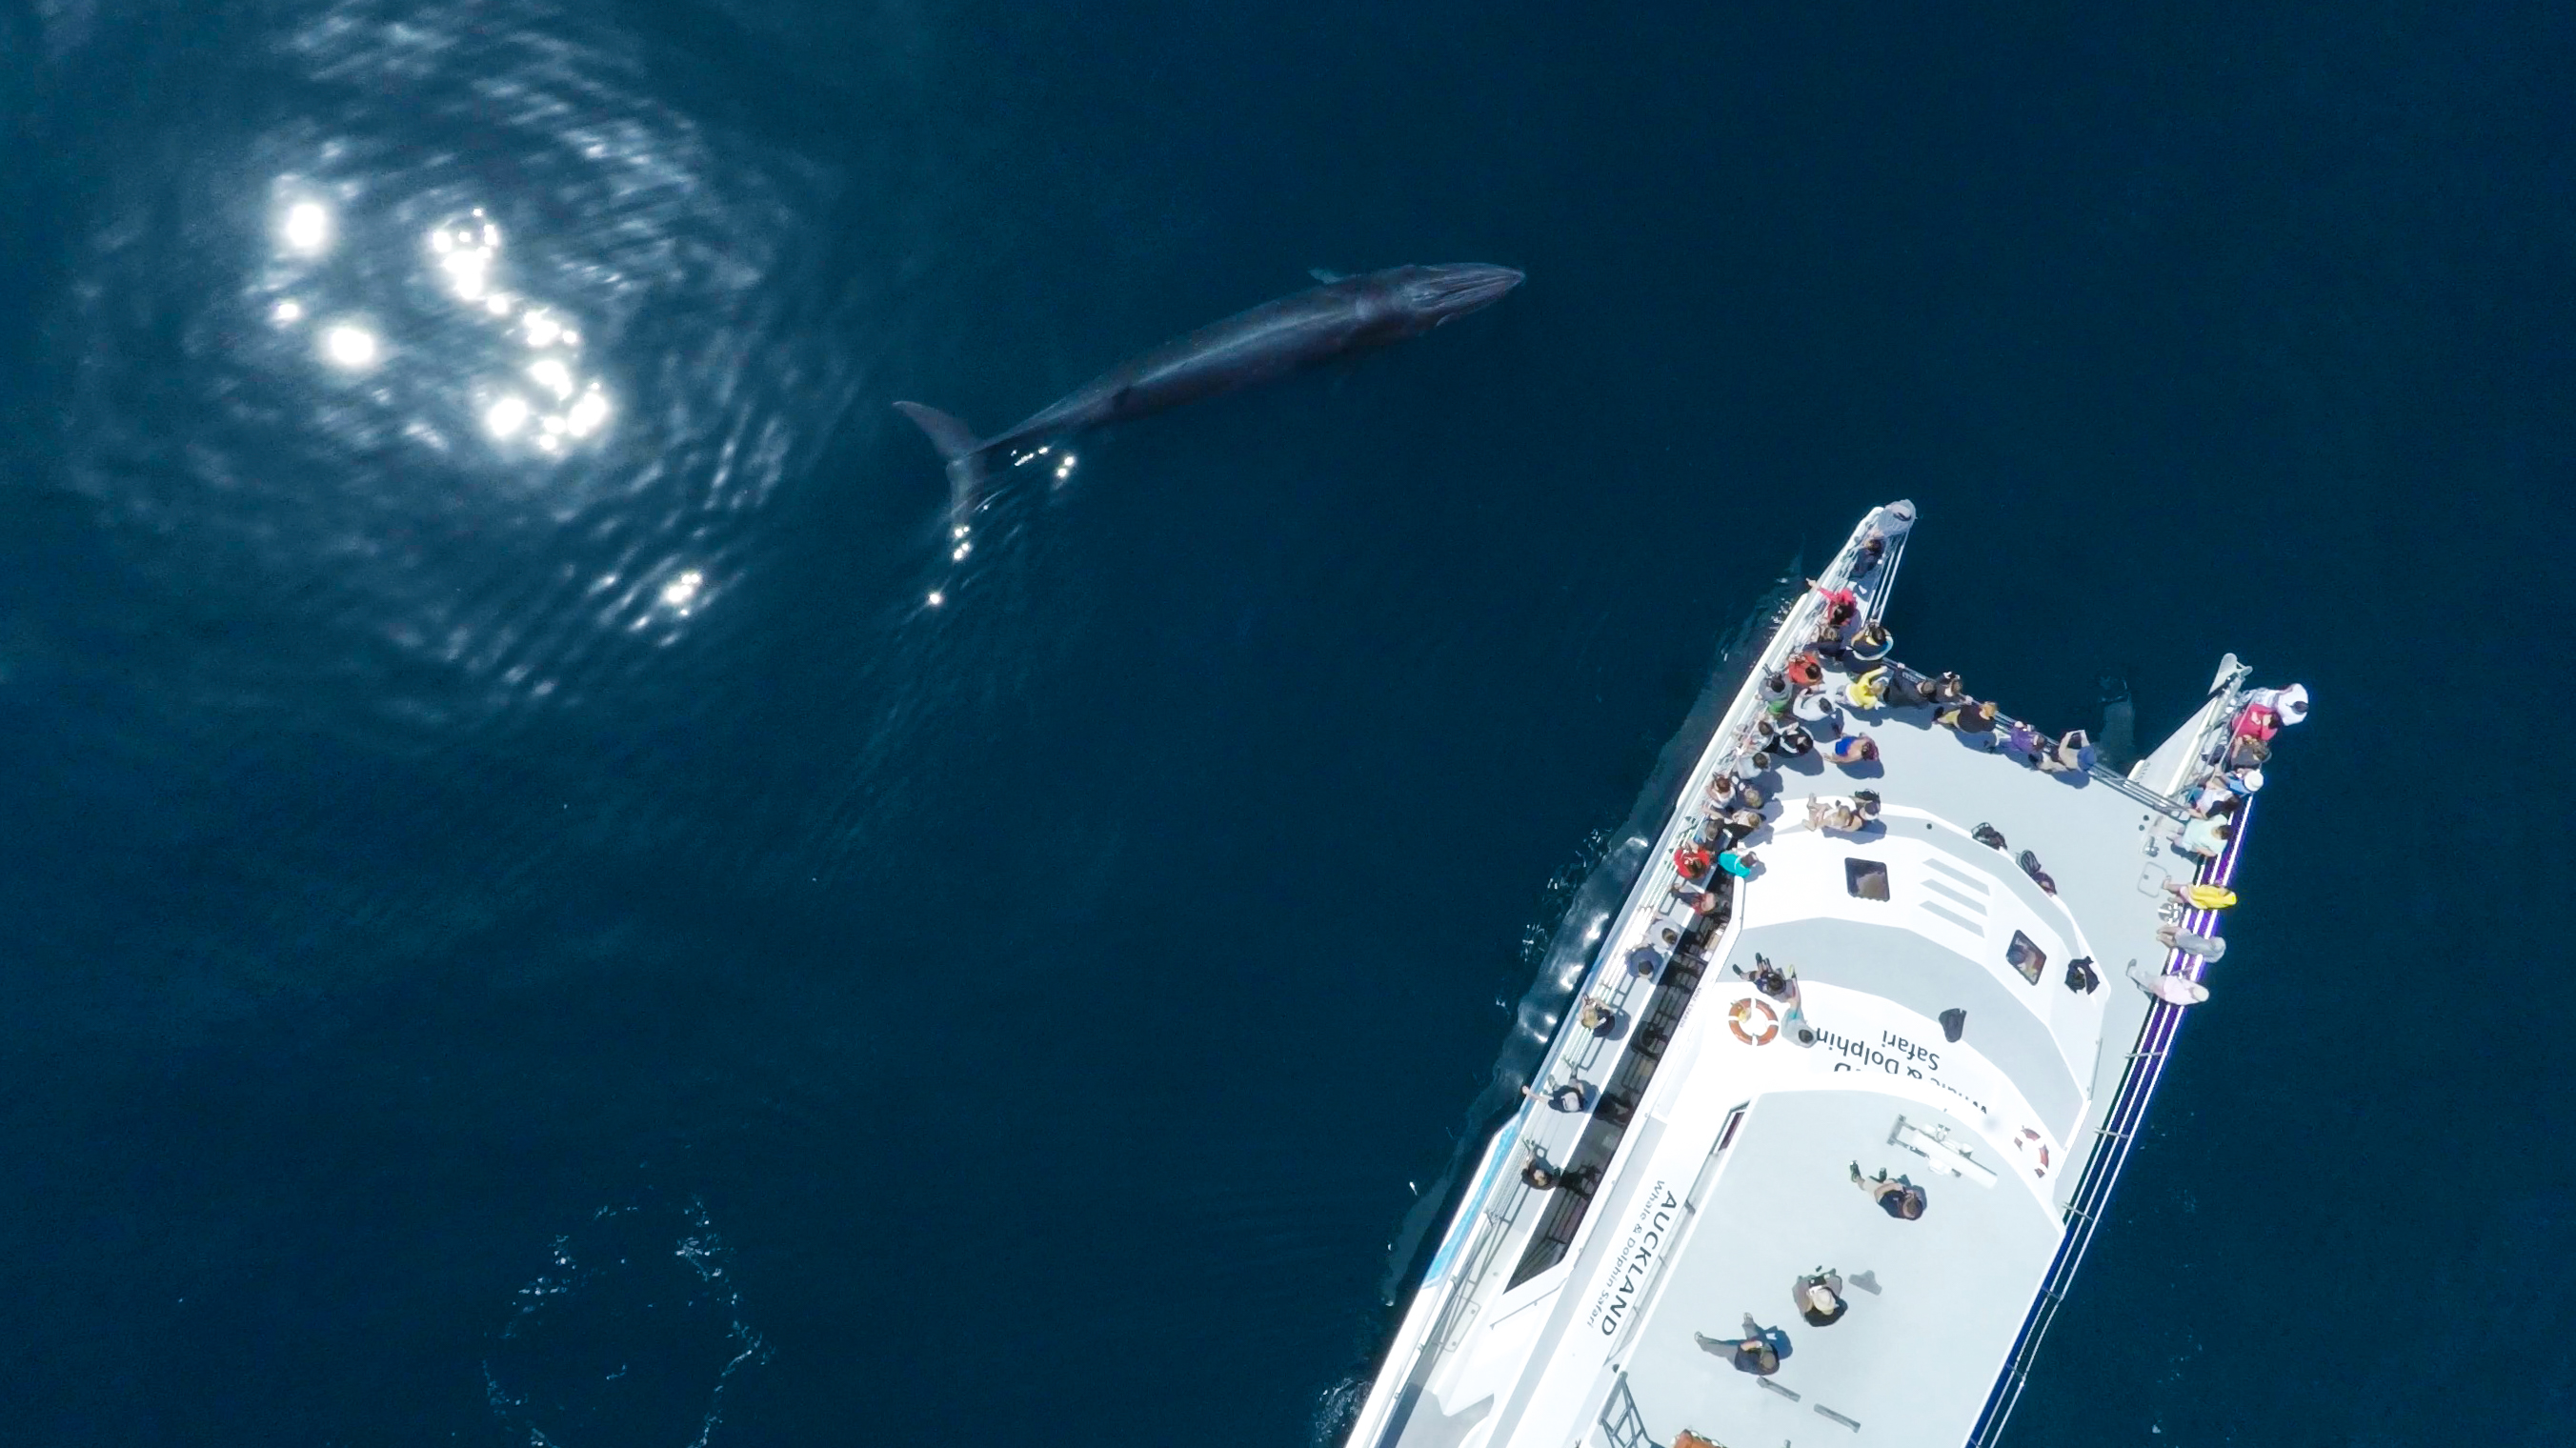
{"left": 1729, "top": 996, "right": 1779, "bottom": 1046}
{"left": 2013, "top": 1126, "right": 2052, "bottom": 1177}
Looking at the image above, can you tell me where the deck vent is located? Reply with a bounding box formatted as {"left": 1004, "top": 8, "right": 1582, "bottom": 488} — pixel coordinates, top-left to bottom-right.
{"left": 1844, "top": 858, "right": 1891, "bottom": 901}
{"left": 2006, "top": 930, "right": 2047, "bottom": 984}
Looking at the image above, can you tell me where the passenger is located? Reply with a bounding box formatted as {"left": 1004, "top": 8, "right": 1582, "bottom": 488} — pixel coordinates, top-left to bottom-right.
{"left": 1939, "top": 699, "right": 2001, "bottom": 745}
{"left": 1792, "top": 689, "right": 1842, "bottom": 729}
{"left": 2258, "top": 682, "right": 2310, "bottom": 725}
{"left": 1523, "top": 1078, "right": 1590, "bottom": 1112}
{"left": 1774, "top": 723, "right": 1815, "bottom": 757}
{"left": 2157, "top": 923, "right": 2227, "bottom": 961}
{"left": 1578, "top": 997, "right": 1616, "bottom": 1032}
{"left": 2231, "top": 700, "right": 2281, "bottom": 741}
{"left": 2039, "top": 729, "right": 2096, "bottom": 774}
{"left": 2185, "top": 772, "right": 2236, "bottom": 815}
{"left": 2130, "top": 961, "right": 2212, "bottom": 1005}
{"left": 2226, "top": 734, "right": 2271, "bottom": 771}
{"left": 1902, "top": 671, "right": 1944, "bottom": 706}
{"left": 2163, "top": 879, "right": 2238, "bottom": 911}
{"left": 1796, "top": 1269, "right": 1849, "bottom": 1326}
{"left": 1823, "top": 733, "right": 1879, "bottom": 767}
{"left": 2018, "top": 849, "right": 2057, "bottom": 895}
{"left": 1697, "top": 1330, "right": 1781, "bottom": 1377}
{"left": 1740, "top": 953, "right": 1797, "bottom": 1000}
{"left": 1731, "top": 749, "right": 1776, "bottom": 783}
{"left": 2002, "top": 719, "right": 2043, "bottom": 759}
{"left": 1783, "top": 652, "right": 1824, "bottom": 689}
{"left": 1812, "top": 581, "right": 1860, "bottom": 625}
{"left": 1718, "top": 848, "right": 1761, "bottom": 879}
{"left": 1520, "top": 1149, "right": 1558, "bottom": 1191}
{"left": 1843, "top": 665, "right": 1891, "bottom": 710}
{"left": 1806, "top": 796, "right": 1870, "bottom": 834}
{"left": 1931, "top": 672, "right": 1967, "bottom": 706}
{"left": 1852, "top": 789, "right": 1882, "bottom": 815}
{"left": 1760, "top": 671, "right": 1795, "bottom": 718}
{"left": 1846, "top": 621, "right": 1893, "bottom": 665}
{"left": 1850, "top": 1162, "right": 1927, "bottom": 1219}
{"left": 1972, "top": 822, "right": 2008, "bottom": 851}
{"left": 2176, "top": 815, "right": 2233, "bottom": 859}
{"left": 1723, "top": 807, "right": 1767, "bottom": 843}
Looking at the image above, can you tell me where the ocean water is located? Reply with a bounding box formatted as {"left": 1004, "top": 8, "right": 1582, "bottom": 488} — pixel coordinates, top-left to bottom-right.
{"left": 3, "top": 3, "right": 2572, "bottom": 1444}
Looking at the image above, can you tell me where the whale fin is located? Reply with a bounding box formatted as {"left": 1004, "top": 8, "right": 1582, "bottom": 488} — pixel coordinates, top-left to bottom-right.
{"left": 893, "top": 401, "right": 986, "bottom": 527}
{"left": 1308, "top": 268, "right": 1347, "bottom": 284}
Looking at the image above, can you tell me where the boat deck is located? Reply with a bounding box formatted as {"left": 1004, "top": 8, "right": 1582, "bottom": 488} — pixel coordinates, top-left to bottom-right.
{"left": 1346, "top": 501, "right": 2270, "bottom": 1448}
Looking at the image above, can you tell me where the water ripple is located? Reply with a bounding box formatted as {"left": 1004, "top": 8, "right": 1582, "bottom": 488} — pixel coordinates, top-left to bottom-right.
{"left": 57, "top": 0, "right": 862, "bottom": 734}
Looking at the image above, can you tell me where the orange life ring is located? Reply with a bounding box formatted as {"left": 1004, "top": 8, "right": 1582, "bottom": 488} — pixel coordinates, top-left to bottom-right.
{"left": 1728, "top": 996, "right": 1779, "bottom": 1046}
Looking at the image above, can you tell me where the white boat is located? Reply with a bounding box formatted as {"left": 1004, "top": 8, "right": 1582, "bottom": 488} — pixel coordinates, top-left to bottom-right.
{"left": 1345, "top": 501, "right": 2298, "bottom": 1448}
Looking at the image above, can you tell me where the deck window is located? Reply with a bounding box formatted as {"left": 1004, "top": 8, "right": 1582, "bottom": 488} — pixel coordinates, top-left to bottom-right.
{"left": 2006, "top": 930, "right": 2046, "bottom": 984}
{"left": 1844, "top": 858, "right": 1891, "bottom": 901}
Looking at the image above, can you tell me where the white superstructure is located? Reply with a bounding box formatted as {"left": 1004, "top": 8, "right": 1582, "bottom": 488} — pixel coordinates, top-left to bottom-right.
{"left": 1346, "top": 502, "right": 2287, "bottom": 1448}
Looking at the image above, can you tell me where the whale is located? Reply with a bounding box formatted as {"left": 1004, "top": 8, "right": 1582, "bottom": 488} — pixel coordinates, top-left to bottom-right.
{"left": 894, "top": 262, "right": 1521, "bottom": 530}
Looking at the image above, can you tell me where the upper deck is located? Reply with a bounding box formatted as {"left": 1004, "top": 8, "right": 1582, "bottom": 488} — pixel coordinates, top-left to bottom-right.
{"left": 1347, "top": 502, "right": 2275, "bottom": 1448}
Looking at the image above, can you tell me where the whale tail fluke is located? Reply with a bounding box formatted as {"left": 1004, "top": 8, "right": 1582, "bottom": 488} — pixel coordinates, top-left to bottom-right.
{"left": 893, "top": 401, "right": 986, "bottom": 527}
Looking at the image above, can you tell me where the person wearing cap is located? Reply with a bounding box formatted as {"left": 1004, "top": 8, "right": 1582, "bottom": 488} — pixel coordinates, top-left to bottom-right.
{"left": 1796, "top": 1269, "right": 1849, "bottom": 1326}
{"left": 2039, "top": 729, "right": 2097, "bottom": 774}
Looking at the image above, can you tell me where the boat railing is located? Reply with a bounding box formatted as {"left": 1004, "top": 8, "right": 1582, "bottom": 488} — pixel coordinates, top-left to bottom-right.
{"left": 1596, "top": 1372, "right": 1653, "bottom": 1448}
{"left": 1964, "top": 794, "right": 2257, "bottom": 1446}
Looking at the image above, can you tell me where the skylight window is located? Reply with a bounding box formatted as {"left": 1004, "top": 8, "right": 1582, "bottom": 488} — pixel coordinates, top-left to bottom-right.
{"left": 1844, "top": 858, "right": 1891, "bottom": 901}
{"left": 2006, "top": 930, "right": 2047, "bottom": 985}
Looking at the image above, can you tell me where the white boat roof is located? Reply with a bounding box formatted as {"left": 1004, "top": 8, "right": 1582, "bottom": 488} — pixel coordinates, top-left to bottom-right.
{"left": 1345, "top": 501, "right": 2272, "bottom": 1448}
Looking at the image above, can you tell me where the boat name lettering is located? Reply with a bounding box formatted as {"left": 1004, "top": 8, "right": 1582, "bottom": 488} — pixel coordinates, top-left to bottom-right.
{"left": 1585, "top": 1181, "right": 1680, "bottom": 1337}
{"left": 1813, "top": 1025, "right": 1989, "bottom": 1116}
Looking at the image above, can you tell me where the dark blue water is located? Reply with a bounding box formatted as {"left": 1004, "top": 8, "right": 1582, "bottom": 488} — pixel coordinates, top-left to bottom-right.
{"left": 5, "top": 3, "right": 2572, "bottom": 1443}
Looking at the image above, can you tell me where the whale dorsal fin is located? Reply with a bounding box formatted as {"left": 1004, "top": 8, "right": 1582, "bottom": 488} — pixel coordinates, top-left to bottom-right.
{"left": 1308, "top": 268, "right": 1348, "bottom": 284}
